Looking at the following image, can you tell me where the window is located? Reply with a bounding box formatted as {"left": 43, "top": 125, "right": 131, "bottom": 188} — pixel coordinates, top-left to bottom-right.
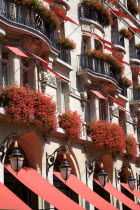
{"left": 57, "top": 80, "right": 69, "bottom": 113}
{"left": 119, "top": 109, "right": 126, "bottom": 133}
{"left": 1, "top": 51, "right": 9, "bottom": 86}
{"left": 99, "top": 99, "right": 108, "bottom": 121}
{"left": 82, "top": 36, "right": 91, "bottom": 54}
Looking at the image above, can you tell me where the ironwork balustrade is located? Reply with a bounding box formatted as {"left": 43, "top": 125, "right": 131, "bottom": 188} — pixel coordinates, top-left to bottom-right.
{"left": 130, "top": 47, "right": 140, "bottom": 60}
{"left": 111, "top": 31, "right": 125, "bottom": 48}
{"left": 132, "top": 88, "right": 140, "bottom": 100}
{"left": 78, "top": 54, "right": 118, "bottom": 82}
{"left": 56, "top": 44, "right": 71, "bottom": 65}
{"left": 119, "top": 81, "right": 128, "bottom": 98}
{"left": 79, "top": 5, "right": 104, "bottom": 27}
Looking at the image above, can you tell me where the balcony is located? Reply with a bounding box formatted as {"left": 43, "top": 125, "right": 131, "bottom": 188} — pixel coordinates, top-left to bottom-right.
{"left": 130, "top": 47, "right": 140, "bottom": 64}
{"left": 56, "top": 45, "right": 71, "bottom": 65}
{"left": 119, "top": 81, "right": 127, "bottom": 98}
{"left": 77, "top": 54, "right": 118, "bottom": 85}
{"left": 130, "top": 88, "right": 140, "bottom": 112}
{"left": 79, "top": 5, "right": 104, "bottom": 29}
{"left": 111, "top": 31, "right": 125, "bottom": 51}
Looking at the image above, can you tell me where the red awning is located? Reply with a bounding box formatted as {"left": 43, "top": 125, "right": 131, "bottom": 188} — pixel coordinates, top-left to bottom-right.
{"left": 90, "top": 90, "right": 106, "bottom": 100}
{"left": 104, "top": 45, "right": 119, "bottom": 55}
{"left": 0, "top": 182, "right": 31, "bottom": 210}
{"left": 6, "top": 46, "right": 28, "bottom": 57}
{"left": 129, "top": 26, "right": 140, "bottom": 33}
{"left": 107, "top": 0, "right": 118, "bottom": 5}
{"left": 5, "top": 165, "right": 84, "bottom": 210}
{"left": 56, "top": 12, "right": 78, "bottom": 25}
{"left": 120, "top": 183, "right": 140, "bottom": 200}
{"left": 83, "top": 32, "right": 116, "bottom": 48}
{"left": 94, "top": 179, "right": 140, "bottom": 210}
{"left": 26, "top": 50, "right": 70, "bottom": 82}
{"left": 112, "top": 10, "right": 129, "bottom": 19}
{"left": 54, "top": 172, "right": 117, "bottom": 210}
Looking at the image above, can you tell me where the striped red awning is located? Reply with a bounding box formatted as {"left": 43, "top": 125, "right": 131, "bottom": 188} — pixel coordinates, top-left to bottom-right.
{"left": 90, "top": 90, "right": 106, "bottom": 100}
{"left": 0, "top": 182, "right": 31, "bottom": 210}
{"left": 112, "top": 10, "right": 129, "bottom": 19}
{"left": 5, "top": 165, "right": 84, "bottom": 210}
{"left": 6, "top": 46, "right": 28, "bottom": 57}
{"left": 54, "top": 172, "right": 117, "bottom": 210}
{"left": 56, "top": 12, "right": 78, "bottom": 25}
{"left": 94, "top": 179, "right": 140, "bottom": 210}
{"left": 120, "top": 183, "right": 140, "bottom": 200}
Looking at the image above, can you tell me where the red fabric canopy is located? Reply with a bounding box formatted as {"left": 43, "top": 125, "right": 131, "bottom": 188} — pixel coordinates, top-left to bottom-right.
{"left": 26, "top": 50, "right": 70, "bottom": 82}
{"left": 6, "top": 46, "right": 28, "bottom": 57}
{"left": 90, "top": 90, "right": 106, "bottom": 100}
{"left": 0, "top": 182, "right": 31, "bottom": 210}
{"left": 54, "top": 172, "right": 117, "bottom": 210}
{"left": 56, "top": 12, "right": 78, "bottom": 25}
{"left": 104, "top": 45, "right": 119, "bottom": 55}
{"left": 120, "top": 183, "right": 140, "bottom": 200}
{"left": 94, "top": 179, "right": 140, "bottom": 210}
{"left": 83, "top": 32, "right": 115, "bottom": 48}
{"left": 129, "top": 26, "right": 140, "bottom": 33}
{"left": 5, "top": 165, "right": 84, "bottom": 210}
{"left": 112, "top": 10, "right": 129, "bottom": 19}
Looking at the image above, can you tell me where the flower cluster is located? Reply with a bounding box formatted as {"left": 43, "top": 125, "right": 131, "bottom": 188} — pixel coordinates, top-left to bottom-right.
{"left": 59, "top": 110, "right": 82, "bottom": 140}
{"left": 125, "top": 134, "right": 137, "bottom": 159}
{"left": 120, "top": 28, "right": 132, "bottom": 40}
{"left": 87, "top": 120, "right": 126, "bottom": 155}
{"left": 121, "top": 76, "right": 133, "bottom": 88}
{"left": 127, "top": 0, "right": 140, "bottom": 16}
{"left": 8, "top": 0, "right": 60, "bottom": 30}
{"left": 56, "top": 36, "right": 76, "bottom": 50}
{"left": 82, "top": 0, "right": 112, "bottom": 27}
{"left": 135, "top": 43, "right": 140, "bottom": 49}
{"left": 86, "top": 50, "right": 124, "bottom": 76}
{"left": 0, "top": 85, "right": 57, "bottom": 133}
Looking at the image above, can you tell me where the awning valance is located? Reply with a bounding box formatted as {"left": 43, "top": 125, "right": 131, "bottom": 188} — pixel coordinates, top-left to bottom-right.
{"left": 111, "top": 10, "right": 129, "bottom": 19}
{"left": 120, "top": 183, "right": 140, "bottom": 200}
{"left": 6, "top": 46, "right": 28, "bottom": 57}
{"left": 94, "top": 179, "right": 140, "bottom": 210}
{"left": 54, "top": 172, "right": 117, "bottom": 210}
{"left": 0, "top": 182, "right": 31, "bottom": 210}
{"left": 5, "top": 165, "right": 84, "bottom": 210}
{"left": 104, "top": 45, "right": 119, "bottom": 55}
{"left": 26, "top": 50, "right": 70, "bottom": 82}
{"left": 55, "top": 12, "right": 78, "bottom": 25}
{"left": 90, "top": 90, "right": 106, "bottom": 100}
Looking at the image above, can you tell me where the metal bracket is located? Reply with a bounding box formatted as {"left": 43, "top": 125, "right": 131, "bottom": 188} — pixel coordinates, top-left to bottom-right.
{"left": 0, "top": 133, "right": 18, "bottom": 163}
{"left": 86, "top": 157, "right": 102, "bottom": 177}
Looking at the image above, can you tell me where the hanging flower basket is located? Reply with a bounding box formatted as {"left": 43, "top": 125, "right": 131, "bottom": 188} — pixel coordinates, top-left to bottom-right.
{"left": 127, "top": 0, "right": 140, "bottom": 16}
{"left": 125, "top": 134, "right": 137, "bottom": 159}
{"left": 121, "top": 76, "right": 133, "bottom": 88}
{"left": 120, "top": 28, "right": 132, "bottom": 40}
{"left": 81, "top": 0, "right": 112, "bottom": 27}
{"left": 56, "top": 36, "right": 76, "bottom": 50}
{"left": 59, "top": 110, "right": 82, "bottom": 140}
{"left": 87, "top": 120, "right": 126, "bottom": 155}
{"left": 86, "top": 49, "right": 124, "bottom": 76}
{"left": 8, "top": 0, "right": 60, "bottom": 30}
{"left": 0, "top": 85, "right": 58, "bottom": 133}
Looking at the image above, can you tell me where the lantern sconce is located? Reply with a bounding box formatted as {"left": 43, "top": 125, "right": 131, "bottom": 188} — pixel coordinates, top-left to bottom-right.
{"left": 46, "top": 146, "right": 72, "bottom": 181}
{"left": 136, "top": 173, "right": 140, "bottom": 189}
{"left": 86, "top": 157, "right": 108, "bottom": 187}
{"left": 115, "top": 164, "right": 136, "bottom": 191}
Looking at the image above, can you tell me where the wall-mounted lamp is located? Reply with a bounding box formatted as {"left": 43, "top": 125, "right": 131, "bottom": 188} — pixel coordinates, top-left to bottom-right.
{"left": 86, "top": 157, "right": 108, "bottom": 187}
{"left": 46, "top": 146, "right": 72, "bottom": 181}
{"left": 115, "top": 164, "right": 136, "bottom": 191}
{"left": 0, "top": 133, "right": 24, "bottom": 173}
{"left": 136, "top": 173, "right": 140, "bottom": 189}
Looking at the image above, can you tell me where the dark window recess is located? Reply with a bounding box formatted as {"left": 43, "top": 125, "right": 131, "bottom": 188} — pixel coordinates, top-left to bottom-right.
{"left": 100, "top": 99, "right": 107, "bottom": 121}
{"left": 121, "top": 187, "right": 134, "bottom": 210}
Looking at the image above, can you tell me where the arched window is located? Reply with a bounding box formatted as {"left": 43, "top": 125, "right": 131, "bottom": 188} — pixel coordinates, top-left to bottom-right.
{"left": 4, "top": 143, "right": 38, "bottom": 209}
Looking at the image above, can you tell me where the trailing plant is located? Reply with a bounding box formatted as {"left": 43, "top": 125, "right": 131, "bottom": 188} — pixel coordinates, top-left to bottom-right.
{"left": 120, "top": 28, "right": 132, "bottom": 40}
{"left": 0, "top": 85, "right": 57, "bottom": 133}
{"left": 125, "top": 134, "right": 137, "bottom": 159}
{"left": 81, "top": 0, "right": 112, "bottom": 27}
{"left": 86, "top": 49, "right": 124, "bottom": 76}
{"left": 56, "top": 36, "right": 76, "bottom": 50}
{"left": 8, "top": 0, "right": 60, "bottom": 30}
{"left": 59, "top": 110, "right": 82, "bottom": 140}
{"left": 121, "top": 76, "right": 133, "bottom": 88}
{"left": 87, "top": 120, "right": 126, "bottom": 155}
{"left": 127, "top": 0, "right": 140, "bottom": 16}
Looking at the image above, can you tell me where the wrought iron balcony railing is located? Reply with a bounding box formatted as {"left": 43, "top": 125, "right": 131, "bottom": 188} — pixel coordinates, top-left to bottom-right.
{"left": 79, "top": 5, "right": 104, "bottom": 27}
{"left": 130, "top": 47, "right": 140, "bottom": 60}
{"left": 132, "top": 88, "right": 140, "bottom": 100}
{"left": 111, "top": 31, "right": 125, "bottom": 48}
{"left": 77, "top": 54, "right": 118, "bottom": 82}
{"left": 119, "top": 81, "right": 128, "bottom": 98}
{"left": 56, "top": 45, "right": 71, "bottom": 65}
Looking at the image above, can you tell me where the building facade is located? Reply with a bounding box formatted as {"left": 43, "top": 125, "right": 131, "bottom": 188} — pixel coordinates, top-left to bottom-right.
{"left": 0, "top": 0, "right": 140, "bottom": 209}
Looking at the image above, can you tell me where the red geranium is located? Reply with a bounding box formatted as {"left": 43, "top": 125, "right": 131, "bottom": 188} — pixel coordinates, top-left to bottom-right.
{"left": 125, "top": 134, "right": 137, "bottom": 160}
{"left": 87, "top": 120, "right": 126, "bottom": 155}
{"left": 59, "top": 110, "right": 82, "bottom": 140}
